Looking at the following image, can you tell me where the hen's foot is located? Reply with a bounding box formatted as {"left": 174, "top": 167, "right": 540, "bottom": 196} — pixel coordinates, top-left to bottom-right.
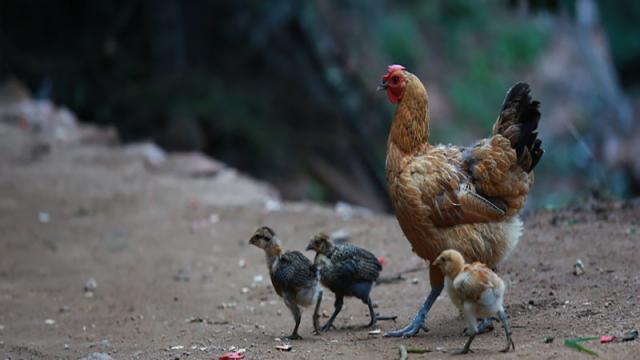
{"left": 284, "top": 333, "right": 303, "bottom": 341}
{"left": 383, "top": 319, "right": 429, "bottom": 338}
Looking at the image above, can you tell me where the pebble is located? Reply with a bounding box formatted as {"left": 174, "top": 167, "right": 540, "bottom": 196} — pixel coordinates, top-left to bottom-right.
{"left": 410, "top": 278, "right": 419, "bottom": 285}
{"left": 573, "top": 259, "right": 585, "bottom": 276}
{"left": 79, "top": 352, "right": 114, "bottom": 360}
{"left": 38, "top": 211, "right": 50, "bottom": 223}
{"left": 44, "top": 319, "right": 56, "bottom": 325}
{"left": 85, "top": 278, "right": 98, "bottom": 292}
{"left": 173, "top": 268, "right": 191, "bottom": 282}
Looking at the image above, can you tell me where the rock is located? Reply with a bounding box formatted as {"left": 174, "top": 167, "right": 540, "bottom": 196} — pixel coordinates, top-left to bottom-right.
{"left": 573, "top": 259, "right": 585, "bottom": 276}
{"left": 124, "top": 142, "right": 166, "bottom": 167}
{"left": 38, "top": 211, "right": 50, "bottom": 223}
{"left": 79, "top": 352, "right": 114, "bottom": 360}
{"left": 173, "top": 268, "right": 190, "bottom": 282}
{"left": 84, "top": 278, "right": 97, "bottom": 292}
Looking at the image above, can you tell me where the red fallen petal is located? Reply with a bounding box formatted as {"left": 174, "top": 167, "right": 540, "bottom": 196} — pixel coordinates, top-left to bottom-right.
{"left": 219, "top": 352, "right": 245, "bottom": 360}
{"left": 600, "top": 335, "right": 615, "bottom": 343}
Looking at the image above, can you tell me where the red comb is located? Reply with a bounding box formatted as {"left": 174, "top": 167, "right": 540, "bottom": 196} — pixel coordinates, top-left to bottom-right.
{"left": 383, "top": 64, "right": 406, "bottom": 80}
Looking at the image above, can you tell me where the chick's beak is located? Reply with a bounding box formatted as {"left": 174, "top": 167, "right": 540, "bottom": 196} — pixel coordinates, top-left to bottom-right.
{"left": 249, "top": 236, "right": 257, "bottom": 246}
{"left": 377, "top": 81, "right": 388, "bottom": 91}
{"left": 305, "top": 243, "right": 314, "bottom": 251}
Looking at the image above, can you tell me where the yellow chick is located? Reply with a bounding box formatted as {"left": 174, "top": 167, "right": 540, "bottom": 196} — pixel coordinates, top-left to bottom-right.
{"left": 432, "top": 249, "right": 515, "bottom": 354}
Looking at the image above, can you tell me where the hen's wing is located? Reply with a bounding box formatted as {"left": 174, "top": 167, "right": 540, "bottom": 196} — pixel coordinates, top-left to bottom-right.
{"left": 414, "top": 83, "right": 542, "bottom": 226}
{"left": 408, "top": 146, "right": 508, "bottom": 227}
{"left": 462, "top": 83, "right": 543, "bottom": 215}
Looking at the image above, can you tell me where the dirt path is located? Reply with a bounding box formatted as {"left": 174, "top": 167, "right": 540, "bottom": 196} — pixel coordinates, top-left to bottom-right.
{"left": 0, "top": 121, "right": 638, "bottom": 359}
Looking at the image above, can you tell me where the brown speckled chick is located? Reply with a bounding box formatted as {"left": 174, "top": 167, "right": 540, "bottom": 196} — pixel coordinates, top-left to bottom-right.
{"left": 250, "top": 226, "right": 322, "bottom": 340}
{"left": 306, "top": 233, "right": 396, "bottom": 331}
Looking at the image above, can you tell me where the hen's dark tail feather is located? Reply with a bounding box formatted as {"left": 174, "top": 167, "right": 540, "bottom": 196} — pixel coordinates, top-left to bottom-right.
{"left": 492, "top": 82, "right": 544, "bottom": 172}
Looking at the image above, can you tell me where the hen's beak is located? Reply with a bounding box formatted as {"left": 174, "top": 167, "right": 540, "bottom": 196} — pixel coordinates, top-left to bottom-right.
{"left": 305, "top": 243, "right": 314, "bottom": 251}
{"left": 377, "top": 81, "right": 388, "bottom": 91}
{"left": 249, "top": 236, "right": 258, "bottom": 246}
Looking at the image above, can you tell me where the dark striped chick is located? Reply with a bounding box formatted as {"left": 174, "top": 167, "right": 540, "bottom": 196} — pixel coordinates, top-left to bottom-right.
{"left": 306, "top": 233, "right": 396, "bottom": 331}
{"left": 250, "top": 226, "right": 323, "bottom": 340}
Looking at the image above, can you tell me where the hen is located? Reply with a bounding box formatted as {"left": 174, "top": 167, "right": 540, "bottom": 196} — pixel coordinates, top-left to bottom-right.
{"left": 379, "top": 65, "right": 543, "bottom": 338}
{"left": 433, "top": 249, "right": 514, "bottom": 354}
{"left": 249, "top": 226, "right": 322, "bottom": 339}
{"left": 306, "top": 233, "right": 396, "bottom": 331}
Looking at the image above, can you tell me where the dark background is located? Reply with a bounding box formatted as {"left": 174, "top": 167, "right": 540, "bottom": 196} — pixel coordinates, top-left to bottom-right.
{"left": 2, "top": 0, "right": 639, "bottom": 212}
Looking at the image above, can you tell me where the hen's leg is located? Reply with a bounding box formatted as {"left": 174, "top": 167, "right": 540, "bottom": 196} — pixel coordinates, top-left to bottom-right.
{"left": 497, "top": 309, "right": 515, "bottom": 352}
{"left": 383, "top": 285, "right": 443, "bottom": 338}
{"left": 321, "top": 295, "right": 344, "bottom": 332}
{"left": 365, "top": 297, "right": 398, "bottom": 328}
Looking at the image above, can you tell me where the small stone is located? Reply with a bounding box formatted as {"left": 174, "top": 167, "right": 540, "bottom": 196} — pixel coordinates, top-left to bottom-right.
{"left": 169, "top": 345, "right": 184, "bottom": 350}
{"left": 573, "top": 259, "right": 585, "bottom": 276}
{"left": 38, "top": 211, "right": 50, "bottom": 223}
{"left": 59, "top": 305, "right": 70, "bottom": 313}
{"left": 64, "top": 344, "right": 70, "bottom": 350}
{"left": 410, "top": 278, "right": 419, "bottom": 285}
{"left": 173, "top": 268, "right": 190, "bottom": 282}
{"left": 79, "top": 352, "right": 114, "bottom": 360}
{"left": 543, "top": 336, "right": 554, "bottom": 343}
{"left": 276, "top": 344, "right": 292, "bottom": 351}
{"left": 84, "top": 278, "right": 98, "bottom": 292}
{"left": 241, "top": 287, "right": 249, "bottom": 294}
{"left": 44, "top": 319, "right": 56, "bottom": 325}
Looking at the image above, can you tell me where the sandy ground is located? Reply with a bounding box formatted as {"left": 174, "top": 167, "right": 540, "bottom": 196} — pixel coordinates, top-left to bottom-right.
{"left": 0, "top": 121, "right": 638, "bottom": 360}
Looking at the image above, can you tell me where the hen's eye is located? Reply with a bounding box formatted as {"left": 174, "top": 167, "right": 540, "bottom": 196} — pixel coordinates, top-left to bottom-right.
{"left": 392, "top": 76, "right": 399, "bottom": 84}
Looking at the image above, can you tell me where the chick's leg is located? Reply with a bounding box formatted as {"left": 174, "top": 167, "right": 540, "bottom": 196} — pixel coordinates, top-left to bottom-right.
{"left": 464, "top": 317, "right": 494, "bottom": 336}
{"left": 321, "top": 295, "right": 344, "bottom": 332}
{"left": 365, "top": 297, "right": 397, "bottom": 328}
{"left": 312, "top": 289, "right": 323, "bottom": 335}
{"left": 497, "top": 309, "right": 515, "bottom": 352}
{"left": 384, "top": 266, "right": 443, "bottom": 338}
{"left": 453, "top": 303, "right": 477, "bottom": 354}
{"left": 284, "top": 300, "right": 303, "bottom": 340}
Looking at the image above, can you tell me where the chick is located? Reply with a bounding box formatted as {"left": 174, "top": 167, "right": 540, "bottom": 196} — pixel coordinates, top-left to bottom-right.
{"left": 306, "top": 233, "right": 396, "bottom": 331}
{"left": 250, "top": 226, "right": 322, "bottom": 340}
{"left": 432, "top": 249, "right": 515, "bottom": 354}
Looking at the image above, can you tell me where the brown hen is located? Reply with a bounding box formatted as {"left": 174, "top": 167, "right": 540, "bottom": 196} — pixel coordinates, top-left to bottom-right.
{"left": 379, "top": 65, "right": 542, "bottom": 338}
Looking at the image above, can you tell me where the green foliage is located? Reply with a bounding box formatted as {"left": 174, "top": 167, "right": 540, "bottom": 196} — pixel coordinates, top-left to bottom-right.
{"left": 377, "top": 11, "right": 426, "bottom": 69}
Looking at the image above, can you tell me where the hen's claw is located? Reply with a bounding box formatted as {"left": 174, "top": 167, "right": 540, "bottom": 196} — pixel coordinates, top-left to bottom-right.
{"left": 383, "top": 285, "right": 442, "bottom": 338}
{"left": 383, "top": 321, "right": 428, "bottom": 338}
